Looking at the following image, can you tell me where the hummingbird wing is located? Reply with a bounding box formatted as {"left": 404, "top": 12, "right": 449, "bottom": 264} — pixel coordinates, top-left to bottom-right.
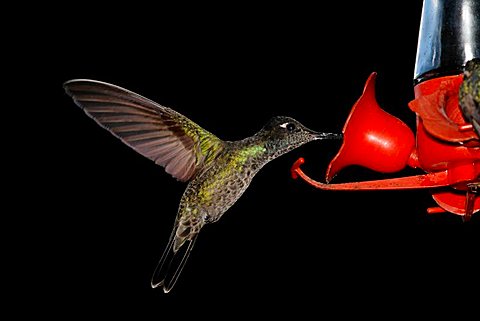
{"left": 64, "top": 79, "right": 224, "bottom": 182}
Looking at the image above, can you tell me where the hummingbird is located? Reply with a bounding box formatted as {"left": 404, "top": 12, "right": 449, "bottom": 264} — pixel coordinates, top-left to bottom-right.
{"left": 64, "top": 79, "right": 341, "bottom": 293}
{"left": 459, "top": 58, "right": 480, "bottom": 136}
{"left": 459, "top": 58, "right": 480, "bottom": 220}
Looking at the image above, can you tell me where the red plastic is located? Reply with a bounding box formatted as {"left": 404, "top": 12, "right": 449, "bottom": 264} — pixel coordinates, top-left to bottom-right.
{"left": 293, "top": 158, "right": 450, "bottom": 190}
{"left": 326, "top": 73, "right": 416, "bottom": 182}
{"left": 410, "top": 75, "right": 480, "bottom": 217}
{"left": 291, "top": 72, "right": 480, "bottom": 219}
{"left": 412, "top": 76, "right": 480, "bottom": 173}
{"left": 409, "top": 75, "right": 479, "bottom": 143}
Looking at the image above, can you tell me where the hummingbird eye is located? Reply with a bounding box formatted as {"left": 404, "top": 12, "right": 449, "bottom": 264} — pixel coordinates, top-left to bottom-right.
{"left": 279, "top": 122, "right": 296, "bottom": 132}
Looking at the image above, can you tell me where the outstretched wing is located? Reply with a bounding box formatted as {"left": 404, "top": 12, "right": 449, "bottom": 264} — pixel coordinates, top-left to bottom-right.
{"left": 64, "top": 79, "right": 224, "bottom": 181}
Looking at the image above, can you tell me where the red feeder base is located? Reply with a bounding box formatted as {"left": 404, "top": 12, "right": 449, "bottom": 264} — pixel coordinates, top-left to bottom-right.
{"left": 292, "top": 73, "right": 480, "bottom": 220}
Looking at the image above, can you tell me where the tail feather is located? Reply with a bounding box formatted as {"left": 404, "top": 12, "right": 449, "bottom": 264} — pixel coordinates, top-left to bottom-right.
{"left": 150, "top": 229, "right": 175, "bottom": 289}
{"left": 151, "top": 232, "right": 199, "bottom": 293}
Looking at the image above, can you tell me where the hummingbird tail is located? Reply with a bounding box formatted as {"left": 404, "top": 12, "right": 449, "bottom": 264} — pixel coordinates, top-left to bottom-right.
{"left": 151, "top": 232, "right": 199, "bottom": 293}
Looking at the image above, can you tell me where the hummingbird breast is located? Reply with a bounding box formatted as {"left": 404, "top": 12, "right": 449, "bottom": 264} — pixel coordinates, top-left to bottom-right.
{"left": 178, "top": 144, "right": 267, "bottom": 224}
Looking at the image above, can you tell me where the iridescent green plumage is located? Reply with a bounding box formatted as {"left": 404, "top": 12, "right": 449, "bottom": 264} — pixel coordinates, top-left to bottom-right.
{"left": 64, "top": 79, "right": 340, "bottom": 293}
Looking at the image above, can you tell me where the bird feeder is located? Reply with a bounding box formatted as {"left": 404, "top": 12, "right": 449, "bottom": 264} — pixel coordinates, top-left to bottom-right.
{"left": 291, "top": 0, "right": 480, "bottom": 221}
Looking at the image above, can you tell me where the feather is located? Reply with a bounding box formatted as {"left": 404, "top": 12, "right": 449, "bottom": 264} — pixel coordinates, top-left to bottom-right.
{"left": 64, "top": 79, "right": 224, "bottom": 181}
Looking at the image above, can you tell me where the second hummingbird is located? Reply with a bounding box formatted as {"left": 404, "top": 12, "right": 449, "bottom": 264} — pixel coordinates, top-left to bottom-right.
{"left": 64, "top": 79, "right": 341, "bottom": 293}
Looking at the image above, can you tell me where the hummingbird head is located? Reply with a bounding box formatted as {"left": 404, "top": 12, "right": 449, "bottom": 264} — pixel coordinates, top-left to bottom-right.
{"left": 259, "top": 116, "right": 342, "bottom": 159}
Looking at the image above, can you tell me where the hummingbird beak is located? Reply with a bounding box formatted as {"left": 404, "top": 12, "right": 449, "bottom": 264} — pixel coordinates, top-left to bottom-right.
{"left": 311, "top": 131, "right": 343, "bottom": 141}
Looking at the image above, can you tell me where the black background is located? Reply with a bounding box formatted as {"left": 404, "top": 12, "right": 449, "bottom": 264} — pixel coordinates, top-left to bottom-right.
{"left": 16, "top": 1, "right": 479, "bottom": 318}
